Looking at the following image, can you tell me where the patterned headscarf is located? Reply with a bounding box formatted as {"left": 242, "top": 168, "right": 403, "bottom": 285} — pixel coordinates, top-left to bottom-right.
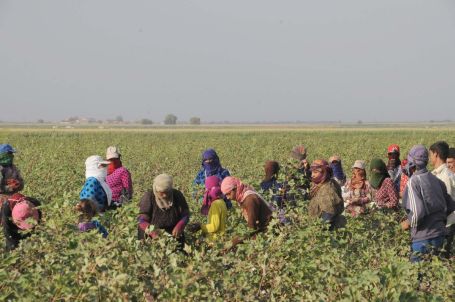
{"left": 153, "top": 174, "right": 174, "bottom": 210}
{"left": 310, "top": 160, "right": 331, "bottom": 184}
{"left": 221, "top": 176, "right": 256, "bottom": 204}
{"left": 309, "top": 159, "right": 332, "bottom": 199}
{"left": 85, "top": 155, "right": 112, "bottom": 206}
{"left": 201, "top": 149, "right": 222, "bottom": 176}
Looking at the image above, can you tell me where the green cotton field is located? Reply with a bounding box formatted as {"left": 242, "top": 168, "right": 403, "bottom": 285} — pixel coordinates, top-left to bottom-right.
{"left": 1, "top": 127, "right": 455, "bottom": 301}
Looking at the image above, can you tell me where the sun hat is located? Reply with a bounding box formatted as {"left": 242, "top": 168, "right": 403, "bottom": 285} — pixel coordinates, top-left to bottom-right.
{"left": 106, "top": 146, "right": 121, "bottom": 160}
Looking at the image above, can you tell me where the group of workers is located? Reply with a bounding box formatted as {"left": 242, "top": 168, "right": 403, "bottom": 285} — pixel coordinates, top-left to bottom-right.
{"left": 1, "top": 141, "right": 455, "bottom": 263}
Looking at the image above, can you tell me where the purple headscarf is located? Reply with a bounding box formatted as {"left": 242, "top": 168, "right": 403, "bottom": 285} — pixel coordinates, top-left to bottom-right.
{"left": 407, "top": 145, "right": 428, "bottom": 170}
{"left": 202, "top": 149, "right": 222, "bottom": 176}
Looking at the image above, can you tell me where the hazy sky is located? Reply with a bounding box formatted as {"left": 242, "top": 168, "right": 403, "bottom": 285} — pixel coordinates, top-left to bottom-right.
{"left": 1, "top": 1, "right": 454, "bottom": 123}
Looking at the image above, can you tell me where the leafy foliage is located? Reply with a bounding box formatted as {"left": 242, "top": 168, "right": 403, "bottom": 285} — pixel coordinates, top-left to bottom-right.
{"left": 0, "top": 129, "right": 454, "bottom": 301}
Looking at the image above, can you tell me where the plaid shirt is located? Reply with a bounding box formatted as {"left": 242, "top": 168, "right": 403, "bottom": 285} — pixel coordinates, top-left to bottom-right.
{"left": 373, "top": 177, "right": 399, "bottom": 209}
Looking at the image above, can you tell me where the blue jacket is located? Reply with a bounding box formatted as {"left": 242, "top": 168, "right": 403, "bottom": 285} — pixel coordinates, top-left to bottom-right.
{"left": 403, "top": 168, "right": 455, "bottom": 241}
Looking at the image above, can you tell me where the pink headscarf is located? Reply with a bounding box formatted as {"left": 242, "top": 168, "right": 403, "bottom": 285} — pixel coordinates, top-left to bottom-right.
{"left": 221, "top": 176, "right": 256, "bottom": 204}
{"left": 12, "top": 200, "right": 39, "bottom": 230}
{"left": 201, "top": 176, "right": 222, "bottom": 215}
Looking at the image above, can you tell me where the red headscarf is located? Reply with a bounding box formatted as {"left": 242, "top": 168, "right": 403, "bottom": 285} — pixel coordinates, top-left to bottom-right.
{"left": 108, "top": 158, "right": 122, "bottom": 175}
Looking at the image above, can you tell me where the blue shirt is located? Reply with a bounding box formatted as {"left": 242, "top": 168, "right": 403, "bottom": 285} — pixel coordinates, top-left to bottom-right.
{"left": 193, "top": 168, "right": 230, "bottom": 186}
{"left": 80, "top": 177, "right": 108, "bottom": 211}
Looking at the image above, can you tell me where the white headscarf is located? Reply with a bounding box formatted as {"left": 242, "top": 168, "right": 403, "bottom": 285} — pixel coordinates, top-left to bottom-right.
{"left": 153, "top": 174, "right": 174, "bottom": 210}
{"left": 85, "top": 155, "right": 113, "bottom": 206}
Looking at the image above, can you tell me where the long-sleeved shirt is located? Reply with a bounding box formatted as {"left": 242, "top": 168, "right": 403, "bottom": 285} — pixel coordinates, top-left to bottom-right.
{"left": 342, "top": 180, "right": 372, "bottom": 216}
{"left": 309, "top": 179, "right": 344, "bottom": 223}
{"left": 78, "top": 220, "right": 108, "bottom": 238}
{"left": 201, "top": 199, "right": 227, "bottom": 241}
{"left": 0, "top": 165, "right": 24, "bottom": 194}
{"left": 432, "top": 164, "right": 455, "bottom": 201}
{"left": 80, "top": 177, "right": 108, "bottom": 211}
{"left": 106, "top": 167, "right": 133, "bottom": 203}
{"left": 137, "top": 189, "right": 189, "bottom": 239}
{"left": 193, "top": 168, "right": 230, "bottom": 186}
{"left": 1, "top": 196, "right": 41, "bottom": 251}
{"left": 372, "top": 178, "right": 399, "bottom": 209}
{"left": 241, "top": 194, "right": 272, "bottom": 231}
{"left": 403, "top": 168, "right": 455, "bottom": 241}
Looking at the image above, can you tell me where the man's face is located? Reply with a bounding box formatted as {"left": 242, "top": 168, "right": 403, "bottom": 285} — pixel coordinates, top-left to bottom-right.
{"left": 447, "top": 157, "right": 455, "bottom": 173}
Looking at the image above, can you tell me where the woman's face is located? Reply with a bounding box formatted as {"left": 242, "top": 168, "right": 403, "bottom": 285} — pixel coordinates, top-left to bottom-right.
{"left": 311, "top": 169, "right": 322, "bottom": 181}
{"left": 157, "top": 191, "right": 168, "bottom": 199}
{"left": 224, "top": 188, "right": 236, "bottom": 200}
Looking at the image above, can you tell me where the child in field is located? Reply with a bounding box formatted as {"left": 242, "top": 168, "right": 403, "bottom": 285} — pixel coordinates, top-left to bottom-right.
{"left": 286, "top": 145, "right": 311, "bottom": 200}
{"left": 105, "top": 146, "right": 133, "bottom": 208}
{"left": 187, "top": 178, "right": 227, "bottom": 242}
{"left": 1, "top": 193, "right": 41, "bottom": 251}
{"left": 342, "top": 160, "right": 372, "bottom": 217}
{"left": 79, "top": 155, "right": 112, "bottom": 212}
{"left": 75, "top": 199, "right": 108, "bottom": 238}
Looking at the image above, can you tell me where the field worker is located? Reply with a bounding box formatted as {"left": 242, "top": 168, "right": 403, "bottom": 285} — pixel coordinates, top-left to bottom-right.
{"left": 290, "top": 145, "right": 311, "bottom": 178}
{"left": 105, "top": 146, "right": 133, "bottom": 208}
{"left": 221, "top": 176, "right": 272, "bottom": 246}
{"left": 329, "top": 155, "right": 346, "bottom": 187}
{"left": 369, "top": 158, "right": 399, "bottom": 210}
{"left": 401, "top": 145, "right": 455, "bottom": 262}
{"left": 260, "top": 160, "right": 285, "bottom": 207}
{"left": 79, "top": 155, "right": 112, "bottom": 212}
{"left": 193, "top": 148, "right": 230, "bottom": 186}
{"left": 75, "top": 199, "right": 108, "bottom": 238}
{"left": 429, "top": 141, "right": 455, "bottom": 258}
{"left": 447, "top": 148, "right": 455, "bottom": 174}
{"left": 1, "top": 193, "right": 41, "bottom": 251}
{"left": 138, "top": 174, "right": 189, "bottom": 249}
{"left": 0, "top": 144, "right": 25, "bottom": 203}
{"left": 429, "top": 141, "right": 455, "bottom": 200}
{"left": 342, "top": 160, "right": 372, "bottom": 217}
{"left": 386, "top": 144, "right": 402, "bottom": 192}
{"left": 200, "top": 176, "right": 231, "bottom": 216}
{"left": 288, "top": 145, "right": 311, "bottom": 200}
{"left": 187, "top": 179, "right": 227, "bottom": 242}
{"left": 399, "top": 159, "right": 410, "bottom": 199}
{"left": 308, "top": 160, "right": 344, "bottom": 229}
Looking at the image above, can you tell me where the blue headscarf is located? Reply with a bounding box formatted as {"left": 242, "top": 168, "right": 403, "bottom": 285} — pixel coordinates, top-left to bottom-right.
{"left": 330, "top": 161, "right": 345, "bottom": 181}
{"left": 202, "top": 149, "right": 222, "bottom": 176}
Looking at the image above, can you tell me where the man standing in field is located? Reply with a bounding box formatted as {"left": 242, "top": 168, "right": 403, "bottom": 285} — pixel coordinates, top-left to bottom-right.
{"left": 429, "top": 141, "right": 455, "bottom": 257}
{"left": 402, "top": 145, "right": 455, "bottom": 262}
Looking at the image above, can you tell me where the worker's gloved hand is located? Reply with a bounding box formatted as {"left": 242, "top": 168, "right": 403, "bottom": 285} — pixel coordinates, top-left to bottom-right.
{"left": 172, "top": 220, "right": 186, "bottom": 238}
{"left": 149, "top": 229, "right": 160, "bottom": 239}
